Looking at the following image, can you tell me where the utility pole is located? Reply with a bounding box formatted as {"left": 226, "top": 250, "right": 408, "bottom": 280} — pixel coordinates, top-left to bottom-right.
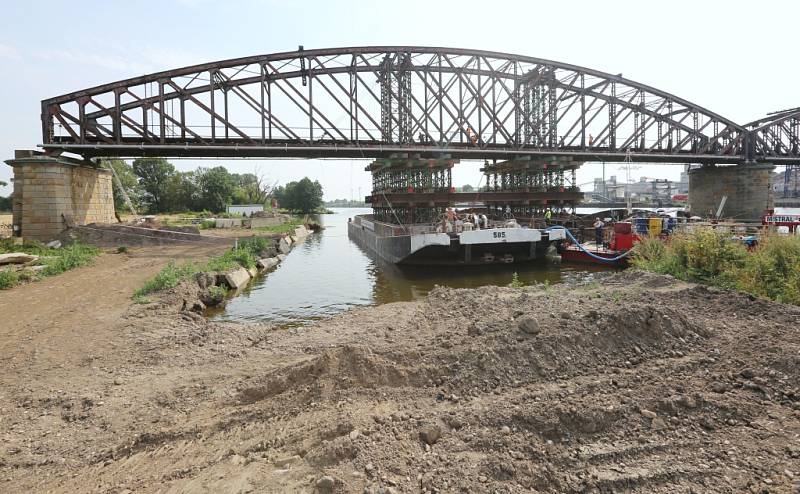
{"left": 602, "top": 161, "right": 606, "bottom": 200}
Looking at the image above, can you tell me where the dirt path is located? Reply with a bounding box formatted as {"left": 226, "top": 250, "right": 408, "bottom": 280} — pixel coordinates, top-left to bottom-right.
{"left": 0, "top": 243, "right": 228, "bottom": 383}
{"left": 0, "top": 266, "right": 798, "bottom": 493}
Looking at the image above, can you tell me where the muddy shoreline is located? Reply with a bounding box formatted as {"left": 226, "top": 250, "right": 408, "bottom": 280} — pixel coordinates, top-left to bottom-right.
{"left": 0, "top": 262, "right": 798, "bottom": 492}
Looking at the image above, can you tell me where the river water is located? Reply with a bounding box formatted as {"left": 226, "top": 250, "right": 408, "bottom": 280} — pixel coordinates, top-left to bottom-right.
{"left": 213, "top": 208, "right": 606, "bottom": 326}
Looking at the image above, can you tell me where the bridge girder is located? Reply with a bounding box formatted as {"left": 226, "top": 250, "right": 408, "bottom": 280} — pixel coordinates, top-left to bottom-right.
{"left": 38, "top": 46, "right": 797, "bottom": 164}
{"left": 745, "top": 108, "right": 800, "bottom": 159}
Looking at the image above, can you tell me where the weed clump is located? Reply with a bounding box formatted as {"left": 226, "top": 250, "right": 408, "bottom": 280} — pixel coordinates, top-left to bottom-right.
{"left": 0, "top": 240, "right": 100, "bottom": 289}
{"left": 133, "top": 235, "right": 276, "bottom": 299}
{"left": 0, "top": 269, "right": 19, "bottom": 290}
{"left": 41, "top": 243, "right": 101, "bottom": 276}
{"left": 133, "top": 261, "right": 198, "bottom": 298}
{"left": 633, "top": 228, "right": 800, "bottom": 305}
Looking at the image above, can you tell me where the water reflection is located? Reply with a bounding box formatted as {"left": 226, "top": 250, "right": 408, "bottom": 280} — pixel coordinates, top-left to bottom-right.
{"left": 213, "top": 208, "right": 609, "bottom": 326}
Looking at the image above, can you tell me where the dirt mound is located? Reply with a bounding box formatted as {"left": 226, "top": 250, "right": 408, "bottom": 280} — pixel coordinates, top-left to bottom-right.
{"left": 237, "top": 345, "right": 435, "bottom": 404}
{"left": 1, "top": 271, "right": 798, "bottom": 493}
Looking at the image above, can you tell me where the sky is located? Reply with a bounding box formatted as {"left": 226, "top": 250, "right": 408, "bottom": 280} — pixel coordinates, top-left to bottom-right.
{"left": 1, "top": 0, "right": 797, "bottom": 200}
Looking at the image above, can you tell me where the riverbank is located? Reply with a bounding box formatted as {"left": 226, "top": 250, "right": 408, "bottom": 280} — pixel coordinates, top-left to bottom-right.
{"left": 0, "top": 262, "right": 797, "bottom": 493}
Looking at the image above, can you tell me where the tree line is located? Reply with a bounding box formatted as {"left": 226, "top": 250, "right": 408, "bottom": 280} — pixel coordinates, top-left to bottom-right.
{"left": 104, "top": 158, "right": 323, "bottom": 214}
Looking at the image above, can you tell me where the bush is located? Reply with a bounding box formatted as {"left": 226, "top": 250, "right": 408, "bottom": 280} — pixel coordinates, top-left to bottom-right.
{"left": 238, "top": 236, "right": 270, "bottom": 255}
{"left": 633, "top": 229, "right": 747, "bottom": 284}
{"left": 0, "top": 269, "right": 19, "bottom": 290}
{"left": 134, "top": 261, "right": 198, "bottom": 298}
{"left": 633, "top": 228, "right": 800, "bottom": 305}
{"left": 199, "top": 219, "right": 216, "bottom": 230}
{"left": 116, "top": 245, "right": 128, "bottom": 254}
{"left": 734, "top": 234, "right": 800, "bottom": 304}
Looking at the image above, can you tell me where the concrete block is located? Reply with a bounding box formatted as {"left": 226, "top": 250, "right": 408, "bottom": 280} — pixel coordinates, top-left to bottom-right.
{"left": 215, "top": 218, "right": 242, "bottom": 229}
{"left": 278, "top": 237, "right": 292, "bottom": 254}
{"left": 249, "top": 217, "right": 283, "bottom": 228}
{"left": 294, "top": 225, "right": 309, "bottom": 239}
{"left": 223, "top": 267, "right": 251, "bottom": 290}
{"left": 257, "top": 257, "right": 280, "bottom": 270}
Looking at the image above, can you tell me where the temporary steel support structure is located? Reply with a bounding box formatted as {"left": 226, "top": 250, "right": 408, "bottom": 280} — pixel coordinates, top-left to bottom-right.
{"left": 482, "top": 157, "right": 581, "bottom": 218}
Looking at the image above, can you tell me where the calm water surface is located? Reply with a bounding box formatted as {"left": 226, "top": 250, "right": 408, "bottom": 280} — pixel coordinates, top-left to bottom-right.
{"left": 212, "top": 208, "right": 608, "bottom": 326}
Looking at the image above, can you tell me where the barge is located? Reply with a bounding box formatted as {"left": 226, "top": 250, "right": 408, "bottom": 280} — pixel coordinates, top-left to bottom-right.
{"left": 348, "top": 214, "right": 565, "bottom": 266}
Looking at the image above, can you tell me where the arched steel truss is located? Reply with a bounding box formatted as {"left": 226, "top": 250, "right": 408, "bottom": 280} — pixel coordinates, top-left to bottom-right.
{"left": 39, "top": 46, "right": 796, "bottom": 163}
{"left": 745, "top": 108, "right": 800, "bottom": 159}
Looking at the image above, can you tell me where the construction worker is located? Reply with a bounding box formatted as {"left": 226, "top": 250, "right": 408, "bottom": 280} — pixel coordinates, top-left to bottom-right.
{"left": 544, "top": 208, "right": 552, "bottom": 226}
{"left": 593, "top": 217, "right": 605, "bottom": 251}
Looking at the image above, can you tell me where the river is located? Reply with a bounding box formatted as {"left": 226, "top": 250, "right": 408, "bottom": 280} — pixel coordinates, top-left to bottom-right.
{"left": 212, "top": 208, "right": 606, "bottom": 326}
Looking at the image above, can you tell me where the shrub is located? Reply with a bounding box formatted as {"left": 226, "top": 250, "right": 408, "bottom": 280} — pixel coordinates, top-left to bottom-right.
{"left": 199, "top": 219, "right": 216, "bottom": 230}
{"left": 734, "top": 234, "right": 800, "bottom": 304}
{"left": 633, "top": 229, "right": 747, "bottom": 284}
{"left": 238, "top": 236, "right": 270, "bottom": 255}
{"left": 116, "top": 245, "right": 128, "bottom": 254}
{"left": 0, "top": 269, "right": 19, "bottom": 290}
{"left": 633, "top": 228, "right": 800, "bottom": 305}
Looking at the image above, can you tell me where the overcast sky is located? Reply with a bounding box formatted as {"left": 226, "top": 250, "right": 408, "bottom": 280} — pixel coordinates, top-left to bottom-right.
{"left": 1, "top": 0, "right": 797, "bottom": 199}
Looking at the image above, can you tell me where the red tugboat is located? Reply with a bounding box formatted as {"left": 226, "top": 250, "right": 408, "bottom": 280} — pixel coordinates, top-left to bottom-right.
{"left": 556, "top": 222, "right": 638, "bottom": 266}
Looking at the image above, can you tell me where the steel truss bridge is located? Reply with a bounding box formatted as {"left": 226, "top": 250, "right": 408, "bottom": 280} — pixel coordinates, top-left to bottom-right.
{"left": 40, "top": 46, "right": 800, "bottom": 165}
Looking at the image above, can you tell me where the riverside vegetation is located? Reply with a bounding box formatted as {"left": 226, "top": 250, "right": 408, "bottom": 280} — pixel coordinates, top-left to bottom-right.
{"left": 133, "top": 236, "right": 273, "bottom": 302}
{"left": 633, "top": 228, "right": 800, "bottom": 305}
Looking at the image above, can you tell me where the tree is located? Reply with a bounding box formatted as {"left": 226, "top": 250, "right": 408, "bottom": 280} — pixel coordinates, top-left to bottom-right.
{"left": 461, "top": 184, "right": 475, "bottom": 192}
{"left": 163, "top": 172, "right": 198, "bottom": 212}
{"left": 232, "top": 170, "right": 274, "bottom": 204}
{"left": 277, "top": 177, "right": 323, "bottom": 212}
{"left": 132, "top": 158, "right": 176, "bottom": 213}
{"left": 195, "top": 166, "right": 236, "bottom": 212}
{"left": 102, "top": 159, "right": 141, "bottom": 213}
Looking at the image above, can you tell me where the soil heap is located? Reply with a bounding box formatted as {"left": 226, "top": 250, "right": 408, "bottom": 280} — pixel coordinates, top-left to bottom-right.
{"left": 0, "top": 271, "right": 798, "bottom": 493}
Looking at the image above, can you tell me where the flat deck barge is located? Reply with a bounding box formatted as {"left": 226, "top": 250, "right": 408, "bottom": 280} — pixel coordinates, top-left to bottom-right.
{"left": 348, "top": 214, "right": 565, "bottom": 265}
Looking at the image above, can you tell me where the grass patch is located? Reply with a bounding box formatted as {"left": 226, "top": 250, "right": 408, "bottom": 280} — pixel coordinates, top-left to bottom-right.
{"left": 133, "top": 235, "right": 275, "bottom": 298}
{"left": 0, "top": 269, "right": 19, "bottom": 290}
{"left": 0, "top": 239, "right": 100, "bottom": 289}
{"left": 40, "top": 243, "right": 100, "bottom": 276}
{"left": 133, "top": 261, "right": 198, "bottom": 298}
{"left": 253, "top": 219, "right": 303, "bottom": 234}
{"left": 509, "top": 272, "right": 524, "bottom": 288}
{"left": 632, "top": 228, "right": 800, "bottom": 305}
{"left": 208, "top": 284, "right": 228, "bottom": 298}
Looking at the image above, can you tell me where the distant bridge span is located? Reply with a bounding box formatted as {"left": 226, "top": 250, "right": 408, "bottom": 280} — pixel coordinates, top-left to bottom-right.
{"left": 40, "top": 46, "right": 800, "bottom": 164}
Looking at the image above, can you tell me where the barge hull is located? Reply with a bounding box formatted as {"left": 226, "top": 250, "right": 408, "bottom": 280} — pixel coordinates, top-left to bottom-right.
{"left": 348, "top": 214, "right": 562, "bottom": 266}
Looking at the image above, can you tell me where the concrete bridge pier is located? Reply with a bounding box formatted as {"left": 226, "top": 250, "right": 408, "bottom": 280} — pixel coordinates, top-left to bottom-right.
{"left": 688, "top": 163, "right": 774, "bottom": 221}
{"left": 4, "top": 150, "right": 116, "bottom": 242}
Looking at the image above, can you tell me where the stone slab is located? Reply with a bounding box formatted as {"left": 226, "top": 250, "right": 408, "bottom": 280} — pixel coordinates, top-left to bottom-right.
{"left": 224, "top": 267, "right": 251, "bottom": 290}
{"left": 257, "top": 257, "right": 280, "bottom": 270}
{"left": 0, "top": 253, "right": 39, "bottom": 265}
